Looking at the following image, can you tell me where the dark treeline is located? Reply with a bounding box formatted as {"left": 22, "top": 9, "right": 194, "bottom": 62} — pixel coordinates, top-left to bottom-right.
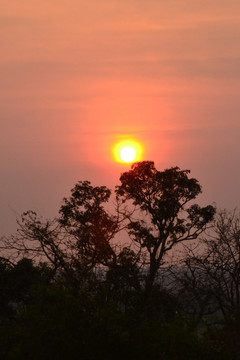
{"left": 0, "top": 161, "right": 240, "bottom": 359}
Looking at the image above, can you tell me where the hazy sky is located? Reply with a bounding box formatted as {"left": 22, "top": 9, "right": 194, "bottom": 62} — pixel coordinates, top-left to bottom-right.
{"left": 1, "top": 0, "right": 240, "bottom": 234}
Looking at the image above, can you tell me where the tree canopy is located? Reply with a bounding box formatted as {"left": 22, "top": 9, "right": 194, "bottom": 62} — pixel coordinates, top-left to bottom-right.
{"left": 1, "top": 162, "right": 215, "bottom": 295}
{"left": 2, "top": 161, "right": 240, "bottom": 359}
{"left": 116, "top": 161, "right": 215, "bottom": 293}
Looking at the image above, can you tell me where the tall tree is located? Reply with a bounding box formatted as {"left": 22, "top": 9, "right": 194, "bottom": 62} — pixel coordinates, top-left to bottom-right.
{"left": 59, "top": 180, "right": 119, "bottom": 269}
{"left": 116, "top": 161, "right": 215, "bottom": 294}
{"left": 0, "top": 181, "right": 123, "bottom": 291}
{"left": 1, "top": 162, "right": 215, "bottom": 301}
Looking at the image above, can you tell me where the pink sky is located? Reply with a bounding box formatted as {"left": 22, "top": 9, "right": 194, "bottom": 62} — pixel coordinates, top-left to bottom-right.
{"left": 1, "top": 0, "right": 240, "bottom": 234}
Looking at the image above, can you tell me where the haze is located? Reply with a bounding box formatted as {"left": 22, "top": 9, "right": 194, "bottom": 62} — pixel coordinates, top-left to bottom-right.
{"left": 1, "top": 0, "right": 240, "bottom": 234}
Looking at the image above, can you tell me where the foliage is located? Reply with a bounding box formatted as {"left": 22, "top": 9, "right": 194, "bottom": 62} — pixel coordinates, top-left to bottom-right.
{"left": 116, "top": 161, "right": 215, "bottom": 293}
{"left": 59, "top": 180, "right": 119, "bottom": 268}
{"left": 1, "top": 161, "right": 232, "bottom": 359}
{"left": 0, "top": 279, "right": 215, "bottom": 360}
{"left": 1, "top": 162, "right": 215, "bottom": 299}
{"left": 202, "top": 312, "right": 240, "bottom": 360}
{"left": 0, "top": 257, "right": 52, "bottom": 321}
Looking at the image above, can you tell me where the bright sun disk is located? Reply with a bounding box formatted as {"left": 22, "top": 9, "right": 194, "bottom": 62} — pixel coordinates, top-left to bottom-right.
{"left": 120, "top": 146, "right": 136, "bottom": 163}
{"left": 113, "top": 140, "right": 143, "bottom": 163}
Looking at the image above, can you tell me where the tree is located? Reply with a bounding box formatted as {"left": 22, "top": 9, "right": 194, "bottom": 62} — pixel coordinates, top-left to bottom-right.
{"left": 116, "top": 161, "right": 215, "bottom": 294}
{"left": 1, "top": 162, "right": 215, "bottom": 303}
{"left": 58, "top": 180, "right": 120, "bottom": 269}
{"left": 0, "top": 181, "right": 122, "bottom": 291}
{"left": 0, "top": 257, "right": 52, "bottom": 322}
{"left": 175, "top": 209, "right": 240, "bottom": 320}
{"left": 0, "top": 161, "right": 221, "bottom": 358}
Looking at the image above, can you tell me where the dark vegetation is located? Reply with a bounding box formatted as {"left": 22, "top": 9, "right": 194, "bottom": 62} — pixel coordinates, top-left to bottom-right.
{"left": 0, "top": 161, "right": 239, "bottom": 359}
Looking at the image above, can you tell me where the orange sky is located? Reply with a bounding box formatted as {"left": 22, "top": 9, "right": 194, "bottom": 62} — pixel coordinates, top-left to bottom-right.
{"left": 1, "top": 0, "right": 240, "bottom": 233}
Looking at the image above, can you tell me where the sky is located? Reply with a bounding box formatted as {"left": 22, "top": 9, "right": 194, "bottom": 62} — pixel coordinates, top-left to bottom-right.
{"left": 1, "top": 0, "right": 240, "bottom": 234}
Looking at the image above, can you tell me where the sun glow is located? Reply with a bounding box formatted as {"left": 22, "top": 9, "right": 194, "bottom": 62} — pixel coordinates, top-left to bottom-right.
{"left": 113, "top": 140, "right": 143, "bottom": 163}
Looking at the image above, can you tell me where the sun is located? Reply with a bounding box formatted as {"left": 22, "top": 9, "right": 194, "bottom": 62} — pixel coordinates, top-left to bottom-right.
{"left": 113, "top": 140, "right": 143, "bottom": 163}
{"left": 120, "top": 146, "right": 136, "bottom": 163}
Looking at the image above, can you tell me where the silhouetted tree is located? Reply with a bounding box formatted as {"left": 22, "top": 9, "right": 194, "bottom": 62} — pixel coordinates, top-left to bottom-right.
{"left": 0, "top": 161, "right": 226, "bottom": 359}
{"left": 0, "top": 180, "right": 121, "bottom": 291}
{"left": 0, "top": 257, "right": 52, "bottom": 323}
{"left": 175, "top": 209, "right": 240, "bottom": 320}
{"left": 0, "top": 161, "right": 215, "bottom": 308}
{"left": 59, "top": 180, "right": 120, "bottom": 268}
{"left": 116, "top": 161, "right": 215, "bottom": 294}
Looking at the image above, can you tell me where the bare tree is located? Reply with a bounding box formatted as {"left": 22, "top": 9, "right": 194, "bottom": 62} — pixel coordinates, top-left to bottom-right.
{"left": 174, "top": 209, "right": 240, "bottom": 320}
